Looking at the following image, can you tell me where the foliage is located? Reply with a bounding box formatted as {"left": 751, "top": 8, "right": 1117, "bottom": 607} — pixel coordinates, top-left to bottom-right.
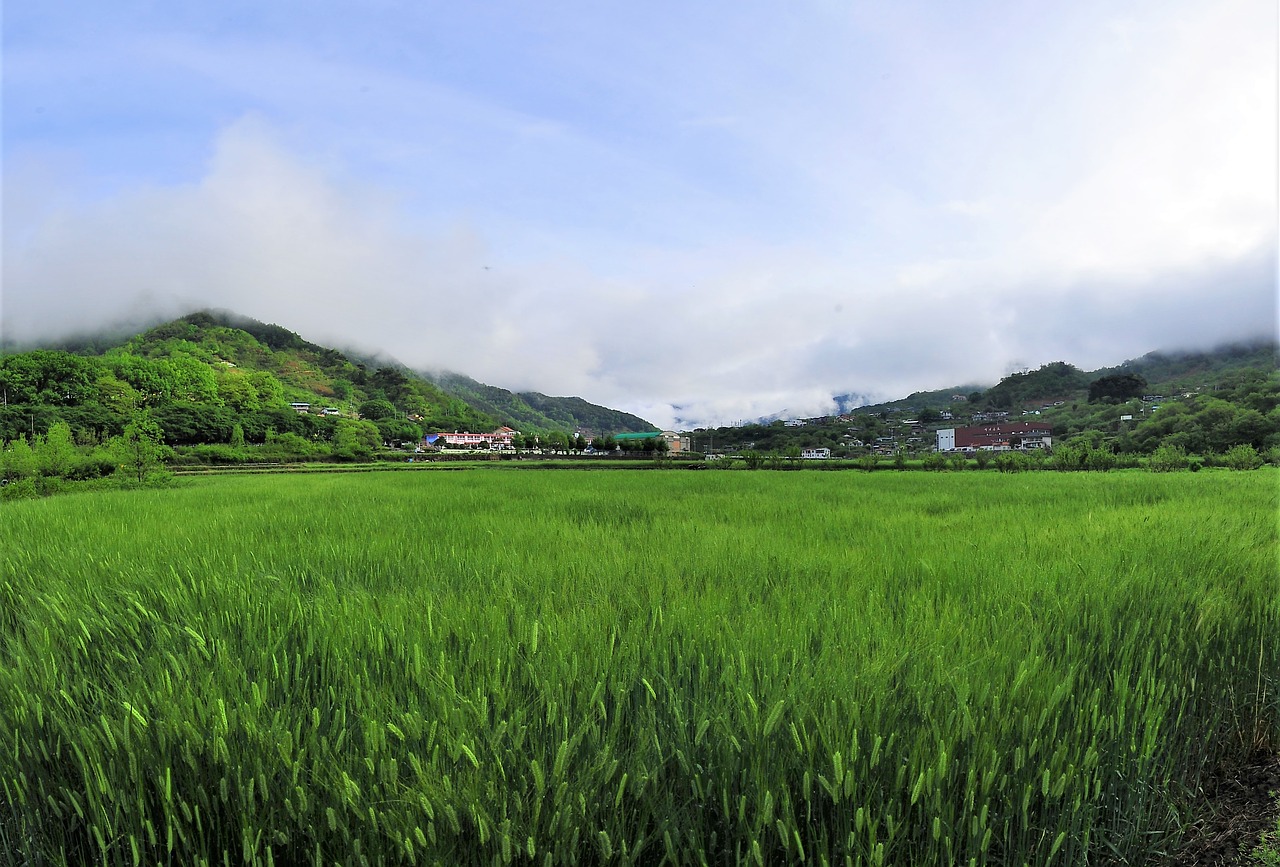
{"left": 1148, "top": 443, "right": 1189, "bottom": 473}
{"left": 0, "top": 471, "right": 1275, "bottom": 866}
{"left": 1223, "top": 444, "right": 1264, "bottom": 471}
{"left": 333, "top": 419, "right": 382, "bottom": 460}
{"left": 1, "top": 437, "right": 39, "bottom": 481}
{"left": 1088, "top": 373, "right": 1147, "bottom": 403}
{"left": 994, "top": 451, "right": 1031, "bottom": 472}
{"left": 921, "top": 451, "right": 947, "bottom": 471}
{"left": 109, "top": 415, "right": 171, "bottom": 483}
{"left": 980, "top": 361, "right": 1090, "bottom": 409}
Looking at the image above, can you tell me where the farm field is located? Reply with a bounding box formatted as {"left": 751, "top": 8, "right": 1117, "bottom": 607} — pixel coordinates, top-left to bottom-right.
{"left": 1, "top": 470, "right": 1277, "bottom": 866}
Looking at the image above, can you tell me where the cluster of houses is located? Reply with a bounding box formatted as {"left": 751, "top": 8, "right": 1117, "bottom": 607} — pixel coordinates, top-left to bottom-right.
{"left": 289, "top": 402, "right": 343, "bottom": 416}
{"left": 420, "top": 428, "right": 692, "bottom": 454}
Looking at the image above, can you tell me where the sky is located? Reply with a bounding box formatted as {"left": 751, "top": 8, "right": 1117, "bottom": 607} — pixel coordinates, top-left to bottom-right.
{"left": 3, "top": 1, "right": 1277, "bottom": 428}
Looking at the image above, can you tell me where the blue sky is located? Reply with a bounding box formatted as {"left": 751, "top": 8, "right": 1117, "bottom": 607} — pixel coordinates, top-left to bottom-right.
{"left": 4, "top": 1, "right": 1276, "bottom": 427}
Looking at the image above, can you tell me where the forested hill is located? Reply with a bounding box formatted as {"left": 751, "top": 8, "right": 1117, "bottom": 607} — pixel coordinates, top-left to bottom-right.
{"left": 424, "top": 370, "right": 654, "bottom": 434}
{"left": 0, "top": 311, "right": 653, "bottom": 447}
{"left": 695, "top": 339, "right": 1278, "bottom": 459}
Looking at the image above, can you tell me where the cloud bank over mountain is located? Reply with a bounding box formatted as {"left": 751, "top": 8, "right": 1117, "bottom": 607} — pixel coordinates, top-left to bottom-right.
{"left": 5, "top": 1, "right": 1275, "bottom": 428}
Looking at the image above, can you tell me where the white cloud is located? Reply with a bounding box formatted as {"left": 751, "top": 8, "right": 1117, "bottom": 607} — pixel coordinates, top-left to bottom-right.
{"left": 4, "top": 2, "right": 1276, "bottom": 429}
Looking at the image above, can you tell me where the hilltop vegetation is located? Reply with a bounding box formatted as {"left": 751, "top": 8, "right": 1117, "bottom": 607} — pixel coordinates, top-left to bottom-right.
{"left": 695, "top": 340, "right": 1279, "bottom": 461}
{"left": 424, "top": 370, "right": 653, "bottom": 435}
{"left": 0, "top": 311, "right": 654, "bottom": 459}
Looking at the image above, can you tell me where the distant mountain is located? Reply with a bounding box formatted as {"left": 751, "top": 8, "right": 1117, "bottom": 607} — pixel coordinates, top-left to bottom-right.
{"left": 423, "top": 370, "right": 655, "bottom": 434}
{"left": 829, "top": 339, "right": 1278, "bottom": 418}
{"left": 687, "top": 338, "right": 1277, "bottom": 458}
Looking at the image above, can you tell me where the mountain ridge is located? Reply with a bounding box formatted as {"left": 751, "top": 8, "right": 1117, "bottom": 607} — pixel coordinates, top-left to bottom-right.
{"left": 0, "top": 307, "right": 655, "bottom": 435}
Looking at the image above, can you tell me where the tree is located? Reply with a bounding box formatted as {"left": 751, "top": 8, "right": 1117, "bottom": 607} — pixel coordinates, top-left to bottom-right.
{"left": 333, "top": 419, "right": 381, "bottom": 460}
{"left": 111, "top": 415, "right": 169, "bottom": 483}
{"left": 1148, "top": 443, "right": 1188, "bottom": 473}
{"left": 248, "top": 371, "right": 286, "bottom": 408}
{"left": 215, "top": 370, "right": 260, "bottom": 412}
{"left": 230, "top": 423, "right": 246, "bottom": 448}
{"left": 1088, "top": 373, "right": 1147, "bottom": 404}
{"left": 545, "top": 431, "right": 570, "bottom": 454}
{"left": 36, "top": 421, "right": 78, "bottom": 478}
{"left": 1223, "top": 444, "right": 1263, "bottom": 470}
{"left": 371, "top": 367, "right": 412, "bottom": 405}
{"left": 1, "top": 437, "right": 38, "bottom": 481}
{"left": 376, "top": 417, "right": 423, "bottom": 447}
{"left": 358, "top": 399, "right": 398, "bottom": 421}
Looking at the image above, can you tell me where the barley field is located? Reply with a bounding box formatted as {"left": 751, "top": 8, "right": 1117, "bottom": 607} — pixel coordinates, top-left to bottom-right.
{"left": 1, "top": 470, "right": 1276, "bottom": 866}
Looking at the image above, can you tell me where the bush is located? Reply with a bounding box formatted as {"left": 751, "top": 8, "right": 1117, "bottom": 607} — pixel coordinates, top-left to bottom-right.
{"left": 995, "top": 451, "right": 1031, "bottom": 473}
{"left": 1084, "top": 447, "right": 1117, "bottom": 472}
{"left": 0, "top": 478, "right": 38, "bottom": 501}
{"left": 1052, "top": 444, "right": 1087, "bottom": 471}
{"left": 1222, "top": 444, "right": 1263, "bottom": 471}
{"left": 66, "top": 455, "right": 118, "bottom": 480}
{"left": 1148, "top": 444, "right": 1188, "bottom": 472}
{"left": 922, "top": 452, "right": 947, "bottom": 471}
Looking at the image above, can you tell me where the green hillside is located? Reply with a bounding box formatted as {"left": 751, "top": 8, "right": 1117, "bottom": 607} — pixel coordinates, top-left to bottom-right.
{"left": 1, "top": 311, "right": 493, "bottom": 446}
{"left": 693, "top": 339, "right": 1279, "bottom": 459}
{"left": 424, "top": 371, "right": 654, "bottom": 434}
{"left": 0, "top": 312, "right": 652, "bottom": 458}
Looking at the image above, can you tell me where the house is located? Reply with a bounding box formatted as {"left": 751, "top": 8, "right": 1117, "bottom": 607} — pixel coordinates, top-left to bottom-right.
{"left": 801, "top": 448, "right": 831, "bottom": 459}
{"left": 936, "top": 422, "right": 1053, "bottom": 452}
{"left": 290, "top": 402, "right": 311, "bottom": 414}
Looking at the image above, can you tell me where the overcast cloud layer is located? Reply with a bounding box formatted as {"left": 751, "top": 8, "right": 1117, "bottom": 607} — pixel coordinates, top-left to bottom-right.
{"left": 4, "top": 1, "right": 1276, "bottom": 428}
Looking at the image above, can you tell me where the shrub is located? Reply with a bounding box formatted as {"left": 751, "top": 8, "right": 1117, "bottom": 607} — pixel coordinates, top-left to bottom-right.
{"left": 1148, "top": 444, "right": 1188, "bottom": 472}
{"left": 1223, "top": 444, "right": 1263, "bottom": 471}
{"left": 1085, "top": 447, "right": 1117, "bottom": 472}
{"left": 922, "top": 452, "right": 947, "bottom": 471}
{"left": 1052, "top": 444, "right": 1086, "bottom": 471}
{"left": 0, "top": 478, "right": 38, "bottom": 500}
{"left": 995, "top": 451, "right": 1031, "bottom": 473}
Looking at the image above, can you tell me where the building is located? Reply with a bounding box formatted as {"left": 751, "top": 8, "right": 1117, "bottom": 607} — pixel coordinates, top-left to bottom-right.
{"left": 660, "top": 431, "right": 691, "bottom": 453}
{"left": 936, "top": 422, "right": 1053, "bottom": 452}
{"left": 432, "top": 427, "right": 519, "bottom": 450}
{"left": 801, "top": 448, "right": 831, "bottom": 459}
{"left": 290, "top": 402, "right": 311, "bottom": 414}
{"left": 613, "top": 431, "right": 665, "bottom": 451}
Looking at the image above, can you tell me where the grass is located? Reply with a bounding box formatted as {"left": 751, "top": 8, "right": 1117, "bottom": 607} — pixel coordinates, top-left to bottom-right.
{"left": 1, "top": 469, "right": 1276, "bottom": 865}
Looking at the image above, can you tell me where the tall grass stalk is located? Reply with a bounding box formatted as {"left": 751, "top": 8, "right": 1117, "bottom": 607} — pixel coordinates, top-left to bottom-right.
{"left": 1, "top": 470, "right": 1276, "bottom": 865}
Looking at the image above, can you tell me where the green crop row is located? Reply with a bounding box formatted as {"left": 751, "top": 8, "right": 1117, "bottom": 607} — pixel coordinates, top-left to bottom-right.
{"left": 1, "top": 470, "right": 1276, "bottom": 865}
